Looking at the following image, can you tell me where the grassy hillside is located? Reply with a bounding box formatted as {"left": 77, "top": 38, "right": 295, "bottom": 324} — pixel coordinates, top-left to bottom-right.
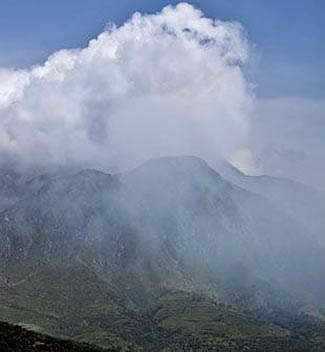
{"left": 1, "top": 263, "right": 325, "bottom": 351}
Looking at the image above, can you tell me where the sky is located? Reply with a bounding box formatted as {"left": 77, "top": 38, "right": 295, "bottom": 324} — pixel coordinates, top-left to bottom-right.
{"left": 0, "top": 0, "right": 324, "bottom": 98}
{"left": 0, "top": 0, "right": 324, "bottom": 187}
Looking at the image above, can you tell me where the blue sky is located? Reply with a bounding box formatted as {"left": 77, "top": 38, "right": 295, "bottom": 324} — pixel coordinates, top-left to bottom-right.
{"left": 0, "top": 0, "right": 324, "bottom": 99}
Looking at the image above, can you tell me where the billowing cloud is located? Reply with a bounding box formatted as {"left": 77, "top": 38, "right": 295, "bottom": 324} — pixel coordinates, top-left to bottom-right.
{"left": 0, "top": 3, "right": 253, "bottom": 172}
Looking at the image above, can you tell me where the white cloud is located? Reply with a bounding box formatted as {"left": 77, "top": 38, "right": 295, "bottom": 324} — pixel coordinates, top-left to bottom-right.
{"left": 0, "top": 3, "right": 253, "bottom": 171}
{"left": 0, "top": 69, "right": 29, "bottom": 109}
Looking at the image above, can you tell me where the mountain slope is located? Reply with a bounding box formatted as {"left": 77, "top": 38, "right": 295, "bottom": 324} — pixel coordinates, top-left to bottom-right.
{"left": 214, "top": 158, "right": 325, "bottom": 247}
{"left": 2, "top": 157, "right": 324, "bottom": 301}
{"left": 1, "top": 156, "right": 325, "bottom": 350}
{"left": 0, "top": 321, "right": 107, "bottom": 352}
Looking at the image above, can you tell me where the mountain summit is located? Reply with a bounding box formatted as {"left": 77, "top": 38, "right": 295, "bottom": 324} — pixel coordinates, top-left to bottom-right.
{"left": 0, "top": 156, "right": 324, "bottom": 350}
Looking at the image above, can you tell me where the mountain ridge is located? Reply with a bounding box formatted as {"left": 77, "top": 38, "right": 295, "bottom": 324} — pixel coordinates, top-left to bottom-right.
{"left": 0, "top": 155, "right": 325, "bottom": 350}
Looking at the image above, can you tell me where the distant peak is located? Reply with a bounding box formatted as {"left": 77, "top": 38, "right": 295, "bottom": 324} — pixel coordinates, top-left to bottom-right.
{"left": 135, "top": 155, "right": 212, "bottom": 172}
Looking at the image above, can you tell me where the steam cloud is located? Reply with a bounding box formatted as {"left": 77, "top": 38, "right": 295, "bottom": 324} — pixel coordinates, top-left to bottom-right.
{"left": 0, "top": 3, "right": 254, "bottom": 172}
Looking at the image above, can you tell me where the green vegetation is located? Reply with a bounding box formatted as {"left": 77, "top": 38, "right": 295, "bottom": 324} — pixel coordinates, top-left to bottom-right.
{"left": 1, "top": 159, "right": 325, "bottom": 351}
{"left": 1, "top": 263, "right": 325, "bottom": 351}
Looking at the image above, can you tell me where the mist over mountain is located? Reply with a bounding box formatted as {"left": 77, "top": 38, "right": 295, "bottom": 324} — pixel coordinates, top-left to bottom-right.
{"left": 0, "top": 156, "right": 324, "bottom": 350}
{"left": 0, "top": 2, "right": 324, "bottom": 351}
{"left": 213, "top": 158, "right": 325, "bottom": 248}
